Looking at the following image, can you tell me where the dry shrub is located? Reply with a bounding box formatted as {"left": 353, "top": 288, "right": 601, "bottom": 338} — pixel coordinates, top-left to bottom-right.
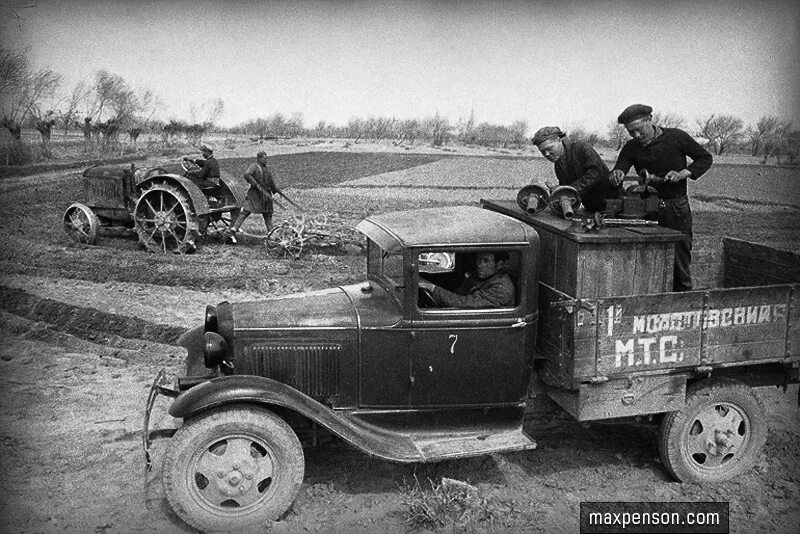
{"left": 399, "top": 475, "right": 520, "bottom": 532}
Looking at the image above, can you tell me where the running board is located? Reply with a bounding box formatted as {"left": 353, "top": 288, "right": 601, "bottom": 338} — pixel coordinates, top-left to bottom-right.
{"left": 413, "top": 429, "right": 537, "bottom": 461}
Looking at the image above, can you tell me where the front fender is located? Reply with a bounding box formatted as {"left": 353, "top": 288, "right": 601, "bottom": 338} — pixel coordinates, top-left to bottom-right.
{"left": 168, "top": 375, "right": 424, "bottom": 463}
{"left": 177, "top": 324, "right": 207, "bottom": 376}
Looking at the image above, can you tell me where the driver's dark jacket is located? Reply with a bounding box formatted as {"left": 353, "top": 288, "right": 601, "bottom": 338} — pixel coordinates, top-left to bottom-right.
{"left": 432, "top": 273, "right": 514, "bottom": 309}
{"left": 193, "top": 156, "right": 221, "bottom": 184}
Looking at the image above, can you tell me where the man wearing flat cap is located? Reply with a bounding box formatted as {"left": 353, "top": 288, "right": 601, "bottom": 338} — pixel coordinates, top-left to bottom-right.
{"left": 532, "top": 126, "right": 620, "bottom": 213}
{"left": 609, "top": 104, "right": 713, "bottom": 291}
{"left": 183, "top": 143, "right": 221, "bottom": 190}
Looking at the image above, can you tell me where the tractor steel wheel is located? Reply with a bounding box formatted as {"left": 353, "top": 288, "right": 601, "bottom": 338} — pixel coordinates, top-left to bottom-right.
{"left": 63, "top": 203, "right": 99, "bottom": 245}
{"left": 162, "top": 406, "right": 304, "bottom": 532}
{"left": 659, "top": 378, "right": 767, "bottom": 483}
{"left": 133, "top": 182, "right": 198, "bottom": 253}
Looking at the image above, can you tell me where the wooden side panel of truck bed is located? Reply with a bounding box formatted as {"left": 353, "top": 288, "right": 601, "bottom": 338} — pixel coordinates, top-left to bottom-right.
{"left": 595, "top": 284, "right": 794, "bottom": 378}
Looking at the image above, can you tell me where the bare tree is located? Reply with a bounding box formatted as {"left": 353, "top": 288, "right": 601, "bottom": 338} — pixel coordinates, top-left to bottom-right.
{"left": 90, "top": 70, "right": 145, "bottom": 151}
{"left": 696, "top": 114, "right": 744, "bottom": 155}
{"left": 455, "top": 109, "right": 476, "bottom": 144}
{"left": 203, "top": 97, "right": 225, "bottom": 128}
{"left": 565, "top": 122, "right": 599, "bottom": 145}
{"left": 652, "top": 112, "right": 686, "bottom": 129}
{"left": 425, "top": 113, "right": 451, "bottom": 147}
{"left": 58, "top": 81, "right": 91, "bottom": 141}
{"left": 508, "top": 120, "right": 528, "bottom": 147}
{"left": 397, "top": 118, "right": 422, "bottom": 144}
{"left": 746, "top": 116, "right": 793, "bottom": 163}
{"left": 606, "top": 122, "right": 627, "bottom": 150}
{"left": 0, "top": 49, "right": 62, "bottom": 141}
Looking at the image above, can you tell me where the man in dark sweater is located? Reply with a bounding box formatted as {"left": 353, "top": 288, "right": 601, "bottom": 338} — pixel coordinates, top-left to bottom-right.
{"left": 609, "top": 104, "right": 713, "bottom": 291}
{"left": 532, "top": 126, "right": 620, "bottom": 213}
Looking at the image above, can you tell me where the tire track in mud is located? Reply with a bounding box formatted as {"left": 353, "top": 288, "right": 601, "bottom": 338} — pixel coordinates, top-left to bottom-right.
{"left": 0, "top": 285, "right": 187, "bottom": 345}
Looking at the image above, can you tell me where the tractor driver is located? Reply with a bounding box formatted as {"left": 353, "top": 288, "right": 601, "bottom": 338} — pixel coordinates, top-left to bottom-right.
{"left": 183, "top": 143, "right": 220, "bottom": 190}
{"left": 418, "top": 251, "right": 514, "bottom": 309}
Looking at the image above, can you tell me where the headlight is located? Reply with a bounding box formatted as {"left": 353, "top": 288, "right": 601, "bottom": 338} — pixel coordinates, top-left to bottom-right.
{"left": 203, "top": 332, "right": 228, "bottom": 368}
{"left": 205, "top": 305, "right": 218, "bottom": 333}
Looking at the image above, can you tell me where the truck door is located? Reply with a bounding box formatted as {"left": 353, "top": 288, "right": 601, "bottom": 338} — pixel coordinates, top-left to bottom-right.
{"left": 410, "top": 315, "right": 532, "bottom": 406}
{"left": 410, "top": 249, "right": 534, "bottom": 406}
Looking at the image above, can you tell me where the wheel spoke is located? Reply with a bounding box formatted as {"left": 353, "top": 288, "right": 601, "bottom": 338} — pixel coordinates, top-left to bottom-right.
{"left": 144, "top": 197, "right": 157, "bottom": 215}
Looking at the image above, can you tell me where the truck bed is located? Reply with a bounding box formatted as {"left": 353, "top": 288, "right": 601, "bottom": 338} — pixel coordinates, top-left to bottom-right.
{"left": 482, "top": 199, "right": 800, "bottom": 421}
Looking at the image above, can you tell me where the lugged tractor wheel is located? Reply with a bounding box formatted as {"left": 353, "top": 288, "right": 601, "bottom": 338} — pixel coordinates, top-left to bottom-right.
{"left": 63, "top": 202, "right": 100, "bottom": 245}
{"left": 133, "top": 181, "right": 198, "bottom": 253}
{"left": 162, "top": 406, "right": 304, "bottom": 532}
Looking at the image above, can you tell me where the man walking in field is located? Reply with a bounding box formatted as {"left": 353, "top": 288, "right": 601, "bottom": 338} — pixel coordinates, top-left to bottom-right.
{"left": 229, "top": 151, "right": 281, "bottom": 242}
{"left": 609, "top": 104, "right": 713, "bottom": 291}
{"left": 532, "top": 126, "right": 620, "bottom": 213}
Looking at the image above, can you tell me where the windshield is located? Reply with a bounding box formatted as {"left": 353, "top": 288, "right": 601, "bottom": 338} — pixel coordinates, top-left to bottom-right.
{"left": 367, "top": 239, "right": 404, "bottom": 289}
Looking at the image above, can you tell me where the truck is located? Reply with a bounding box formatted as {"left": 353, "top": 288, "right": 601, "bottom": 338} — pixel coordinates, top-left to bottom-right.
{"left": 144, "top": 199, "right": 799, "bottom": 532}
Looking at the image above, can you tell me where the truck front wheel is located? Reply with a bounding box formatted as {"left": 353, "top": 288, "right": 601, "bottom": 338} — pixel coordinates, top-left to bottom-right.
{"left": 659, "top": 378, "right": 767, "bottom": 483}
{"left": 162, "top": 406, "right": 304, "bottom": 532}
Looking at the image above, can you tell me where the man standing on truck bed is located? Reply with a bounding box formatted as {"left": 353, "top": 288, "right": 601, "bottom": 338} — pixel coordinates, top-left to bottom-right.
{"left": 418, "top": 251, "right": 514, "bottom": 308}
{"left": 532, "top": 126, "right": 621, "bottom": 213}
{"left": 609, "top": 104, "right": 713, "bottom": 292}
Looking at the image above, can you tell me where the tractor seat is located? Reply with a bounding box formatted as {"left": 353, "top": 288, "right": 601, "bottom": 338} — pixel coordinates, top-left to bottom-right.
{"left": 200, "top": 183, "right": 222, "bottom": 198}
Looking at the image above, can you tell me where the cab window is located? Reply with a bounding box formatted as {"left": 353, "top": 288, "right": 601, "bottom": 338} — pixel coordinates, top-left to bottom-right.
{"left": 418, "top": 250, "right": 520, "bottom": 310}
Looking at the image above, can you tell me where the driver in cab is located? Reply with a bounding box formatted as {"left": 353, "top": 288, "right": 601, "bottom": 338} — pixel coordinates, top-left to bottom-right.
{"left": 418, "top": 251, "right": 514, "bottom": 309}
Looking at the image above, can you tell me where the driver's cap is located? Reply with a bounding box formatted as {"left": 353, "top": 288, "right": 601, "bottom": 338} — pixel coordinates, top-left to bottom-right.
{"left": 198, "top": 143, "right": 213, "bottom": 153}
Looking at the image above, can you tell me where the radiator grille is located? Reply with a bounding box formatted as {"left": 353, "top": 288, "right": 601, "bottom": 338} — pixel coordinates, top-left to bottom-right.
{"left": 243, "top": 344, "right": 341, "bottom": 397}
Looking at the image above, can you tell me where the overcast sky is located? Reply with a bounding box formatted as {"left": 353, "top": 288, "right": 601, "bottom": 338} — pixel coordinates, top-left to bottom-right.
{"left": 2, "top": 0, "right": 798, "bottom": 134}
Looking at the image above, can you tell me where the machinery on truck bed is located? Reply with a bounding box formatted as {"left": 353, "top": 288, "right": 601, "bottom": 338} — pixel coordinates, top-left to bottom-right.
{"left": 62, "top": 159, "right": 245, "bottom": 253}
{"left": 144, "top": 199, "right": 799, "bottom": 532}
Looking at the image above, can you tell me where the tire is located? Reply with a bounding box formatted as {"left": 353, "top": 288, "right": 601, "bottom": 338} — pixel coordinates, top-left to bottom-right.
{"left": 162, "top": 406, "right": 304, "bottom": 532}
{"left": 133, "top": 181, "right": 198, "bottom": 253}
{"left": 659, "top": 378, "right": 767, "bottom": 483}
{"left": 63, "top": 203, "right": 99, "bottom": 245}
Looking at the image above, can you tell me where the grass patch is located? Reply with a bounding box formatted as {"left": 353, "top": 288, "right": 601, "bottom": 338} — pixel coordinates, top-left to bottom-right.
{"left": 399, "top": 475, "right": 520, "bottom": 532}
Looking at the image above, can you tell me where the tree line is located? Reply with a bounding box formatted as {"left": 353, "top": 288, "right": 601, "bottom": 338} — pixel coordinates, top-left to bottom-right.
{"left": 2, "top": 48, "right": 799, "bottom": 166}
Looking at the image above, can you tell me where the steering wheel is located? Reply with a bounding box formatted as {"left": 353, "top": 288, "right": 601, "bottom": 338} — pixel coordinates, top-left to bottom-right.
{"left": 418, "top": 287, "right": 438, "bottom": 308}
{"left": 181, "top": 158, "right": 200, "bottom": 174}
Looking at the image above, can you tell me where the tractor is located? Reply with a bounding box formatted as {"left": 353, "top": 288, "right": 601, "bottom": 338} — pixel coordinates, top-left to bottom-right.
{"left": 62, "top": 159, "right": 246, "bottom": 253}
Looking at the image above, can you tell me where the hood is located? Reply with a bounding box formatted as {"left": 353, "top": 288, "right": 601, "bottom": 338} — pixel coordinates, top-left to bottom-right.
{"left": 230, "top": 282, "right": 403, "bottom": 331}
{"left": 232, "top": 287, "right": 358, "bottom": 330}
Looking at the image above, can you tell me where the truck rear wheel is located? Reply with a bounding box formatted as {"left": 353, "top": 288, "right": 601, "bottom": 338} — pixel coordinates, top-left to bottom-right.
{"left": 659, "top": 378, "right": 766, "bottom": 483}
{"left": 162, "top": 406, "right": 304, "bottom": 532}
